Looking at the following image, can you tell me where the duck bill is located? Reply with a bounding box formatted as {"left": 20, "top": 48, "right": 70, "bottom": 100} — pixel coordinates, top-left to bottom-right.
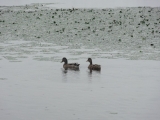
{"left": 86, "top": 60, "right": 88, "bottom": 62}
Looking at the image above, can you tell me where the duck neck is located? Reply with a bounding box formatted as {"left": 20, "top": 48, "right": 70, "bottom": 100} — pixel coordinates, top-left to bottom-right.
{"left": 89, "top": 61, "right": 92, "bottom": 65}
{"left": 64, "top": 60, "right": 68, "bottom": 64}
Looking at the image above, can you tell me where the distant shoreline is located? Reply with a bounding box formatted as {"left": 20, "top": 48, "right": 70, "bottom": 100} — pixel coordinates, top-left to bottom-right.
{"left": 0, "top": 3, "right": 158, "bottom": 9}
{"left": 0, "top": 1, "right": 160, "bottom": 8}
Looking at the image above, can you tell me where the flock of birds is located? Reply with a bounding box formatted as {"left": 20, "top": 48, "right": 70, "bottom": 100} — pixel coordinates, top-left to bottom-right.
{"left": 61, "top": 57, "right": 101, "bottom": 70}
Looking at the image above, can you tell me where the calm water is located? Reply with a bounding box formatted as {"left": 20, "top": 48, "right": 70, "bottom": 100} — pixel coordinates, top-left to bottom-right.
{"left": 0, "top": 39, "right": 160, "bottom": 120}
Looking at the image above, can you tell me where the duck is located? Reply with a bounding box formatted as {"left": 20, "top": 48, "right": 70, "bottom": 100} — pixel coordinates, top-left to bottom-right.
{"left": 61, "top": 57, "right": 80, "bottom": 70}
{"left": 86, "top": 58, "right": 101, "bottom": 70}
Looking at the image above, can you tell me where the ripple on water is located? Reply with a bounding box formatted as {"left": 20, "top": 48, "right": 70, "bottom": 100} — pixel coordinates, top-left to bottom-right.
{"left": 0, "top": 78, "right": 7, "bottom": 80}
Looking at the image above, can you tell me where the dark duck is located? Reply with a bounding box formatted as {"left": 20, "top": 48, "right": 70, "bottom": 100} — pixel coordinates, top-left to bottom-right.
{"left": 86, "top": 58, "right": 101, "bottom": 70}
{"left": 61, "top": 57, "right": 80, "bottom": 70}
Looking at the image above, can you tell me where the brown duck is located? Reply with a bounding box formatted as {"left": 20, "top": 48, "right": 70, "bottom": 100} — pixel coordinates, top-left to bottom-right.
{"left": 61, "top": 57, "right": 80, "bottom": 70}
{"left": 86, "top": 58, "right": 101, "bottom": 70}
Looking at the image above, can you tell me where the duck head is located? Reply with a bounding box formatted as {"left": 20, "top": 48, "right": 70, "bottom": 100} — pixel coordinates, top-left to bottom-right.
{"left": 61, "top": 57, "right": 68, "bottom": 64}
{"left": 86, "top": 58, "right": 92, "bottom": 65}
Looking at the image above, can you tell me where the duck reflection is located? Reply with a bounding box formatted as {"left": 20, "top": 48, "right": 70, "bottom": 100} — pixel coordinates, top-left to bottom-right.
{"left": 87, "top": 69, "right": 101, "bottom": 83}
{"left": 61, "top": 68, "right": 68, "bottom": 82}
{"left": 88, "top": 69, "right": 101, "bottom": 74}
{"left": 61, "top": 68, "right": 80, "bottom": 83}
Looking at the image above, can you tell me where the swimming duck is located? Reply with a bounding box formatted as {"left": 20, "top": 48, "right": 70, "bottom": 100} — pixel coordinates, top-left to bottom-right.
{"left": 86, "top": 58, "right": 101, "bottom": 70}
{"left": 61, "top": 57, "right": 80, "bottom": 70}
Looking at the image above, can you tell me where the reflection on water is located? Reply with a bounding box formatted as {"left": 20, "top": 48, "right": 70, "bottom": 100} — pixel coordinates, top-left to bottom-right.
{"left": 87, "top": 69, "right": 93, "bottom": 83}
{"left": 61, "top": 67, "right": 101, "bottom": 83}
{"left": 87, "top": 69, "right": 101, "bottom": 83}
{"left": 61, "top": 68, "right": 68, "bottom": 82}
{"left": 61, "top": 68, "right": 80, "bottom": 83}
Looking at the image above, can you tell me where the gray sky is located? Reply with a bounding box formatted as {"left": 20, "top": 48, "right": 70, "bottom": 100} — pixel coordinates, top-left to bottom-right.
{"left": 0, "top": 0, "right": 160, "bottom": 8}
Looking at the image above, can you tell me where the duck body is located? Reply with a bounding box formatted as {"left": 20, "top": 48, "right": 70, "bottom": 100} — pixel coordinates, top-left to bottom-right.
{"left": 61, "top": 57, "right": 80, "bottom": 70}
{"left": 87, "top": 58, "right": 101, "bottom": 70}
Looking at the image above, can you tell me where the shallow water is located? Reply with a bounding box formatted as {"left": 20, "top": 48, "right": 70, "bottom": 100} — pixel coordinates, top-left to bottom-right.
{"left": 0, "top": 39, "right": 160, "bottom": 120}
